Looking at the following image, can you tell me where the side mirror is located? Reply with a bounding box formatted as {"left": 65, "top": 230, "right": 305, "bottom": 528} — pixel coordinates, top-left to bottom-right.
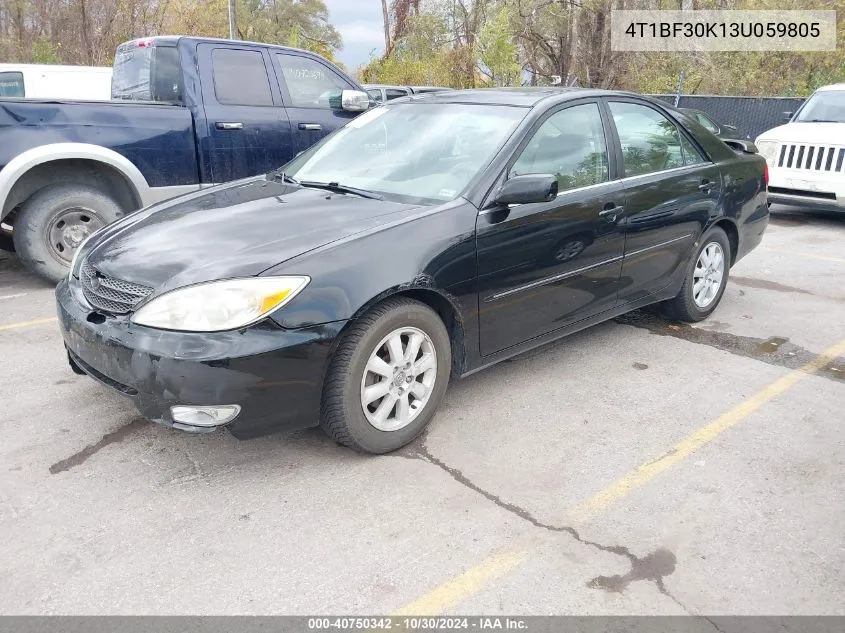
{"left": 341, "top": 89, "right": 370, "bottom": 112}
{"left": 493, "top": 174, "right": 558, "bottom": 205}
{"left": 782, "top": 111, "right": 793, "bottom": 122}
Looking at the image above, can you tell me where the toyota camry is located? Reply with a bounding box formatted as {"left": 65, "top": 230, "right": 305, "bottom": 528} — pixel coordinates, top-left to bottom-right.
{"left": 56, "top": 88, "right": 769, "bottom": 453}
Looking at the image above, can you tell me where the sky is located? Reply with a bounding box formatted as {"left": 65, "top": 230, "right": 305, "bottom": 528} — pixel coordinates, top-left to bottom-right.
{"left": 325, "top": 0, "right": 386, "bottom": 71}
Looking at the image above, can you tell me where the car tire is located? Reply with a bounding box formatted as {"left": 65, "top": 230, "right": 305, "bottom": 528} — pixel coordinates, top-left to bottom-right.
{"left": 320, "top": 297, "right": 451, "bottom": 454}
{"left": 12, "top": 184, "right": 124, "bottom": 284}
{"left": 663, "top": 226, "right": 731, "bottom": 323}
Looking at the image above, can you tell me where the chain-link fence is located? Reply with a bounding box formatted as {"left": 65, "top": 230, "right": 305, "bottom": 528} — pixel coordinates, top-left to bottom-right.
{"left": 648, "top": 94, "right": 806, "bottom": 141}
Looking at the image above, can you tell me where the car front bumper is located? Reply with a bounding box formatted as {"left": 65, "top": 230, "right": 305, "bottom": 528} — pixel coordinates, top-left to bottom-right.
{"left": 766, "top": 167, "right": 845, "bottom": 212}
{"left": 56, "top": 279, "right": 345, "bottom": 439}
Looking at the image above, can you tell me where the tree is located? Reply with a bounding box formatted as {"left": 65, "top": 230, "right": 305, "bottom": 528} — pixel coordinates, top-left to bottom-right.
{"left": 477, "top": 4, "right": 520, "bottom": 86}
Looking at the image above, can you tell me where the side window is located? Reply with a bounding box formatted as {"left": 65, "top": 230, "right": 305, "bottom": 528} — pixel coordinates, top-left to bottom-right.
{"left": 385, "top": 88, "right": 409, "bottom": 101}
{"left": 510, "top": 102, "right": 609, "bottom": 192}
{"left": 275, "top": 54, "right": 349, "bottom": 108}
{"left": 695, "top": 113, "right": 720, "bottom": 135}
{"left": 679, "top": 133, "right": 706, "bottom": 165}
{"left": 0, "top": 71, "right": 25, "bottom": 97}
{"left": 211, "top": 49, "right": 273, "bottom": 106}
{"left": 367, "top": 89, "right": 384, "bottom": 103}
{"left": 610, "top": 101, "right": 685, "bottom": 177}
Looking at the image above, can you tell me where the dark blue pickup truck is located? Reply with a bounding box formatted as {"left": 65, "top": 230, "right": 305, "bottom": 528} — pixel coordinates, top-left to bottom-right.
{"left": 0, "top": 36, "right": 371, "bottom": 282}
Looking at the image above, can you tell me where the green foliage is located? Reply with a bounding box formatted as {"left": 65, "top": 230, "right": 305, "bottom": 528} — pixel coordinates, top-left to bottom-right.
{"left": 30, "top": 37, "right": 63, "bottom": 64}
{"left": 477, "top": 5, "right": 520, "bottom": 86}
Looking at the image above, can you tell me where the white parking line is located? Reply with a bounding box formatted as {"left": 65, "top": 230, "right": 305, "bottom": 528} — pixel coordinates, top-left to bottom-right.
{"left": 0, "top": 293, "right": 27, "bottom": 301}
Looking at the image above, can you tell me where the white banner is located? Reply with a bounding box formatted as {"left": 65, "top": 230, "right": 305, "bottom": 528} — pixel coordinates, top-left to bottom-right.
{"left": 611, "top": 10, "right": 837, "bottom": 52}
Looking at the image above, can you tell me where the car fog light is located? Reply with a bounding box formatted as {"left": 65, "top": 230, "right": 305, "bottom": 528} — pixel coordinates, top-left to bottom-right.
{"left": 170, "top": 405, "right": 241, "bottom": 427}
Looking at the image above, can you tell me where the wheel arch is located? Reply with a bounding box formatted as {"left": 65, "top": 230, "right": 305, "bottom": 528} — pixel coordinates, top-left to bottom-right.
{"left": 0, "top": 143, "right": 150, "bottom": 222}
{"left": 709, "top": 217, "right": 739, "bottom": 266}
{"left": 341, "top": 284, "right": 468, "bottom": 379}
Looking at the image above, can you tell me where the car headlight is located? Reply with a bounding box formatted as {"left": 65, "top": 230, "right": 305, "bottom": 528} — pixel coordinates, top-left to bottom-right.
{"left": 756, "top": 140, "right": 780, "bottom": 164}
{"left": 131, "top": 276, "right": 310, "bottom": 332}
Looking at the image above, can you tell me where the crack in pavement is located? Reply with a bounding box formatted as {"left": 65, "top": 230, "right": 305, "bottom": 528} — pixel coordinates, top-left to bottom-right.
{"left": 398, "top": 433, "right": 679, "bottom": 601}
{"left": 49, "top": 418, "right": 147, "bottom": 474}
{"left": 616, "top": 311, "right": 844, "bottom": 383}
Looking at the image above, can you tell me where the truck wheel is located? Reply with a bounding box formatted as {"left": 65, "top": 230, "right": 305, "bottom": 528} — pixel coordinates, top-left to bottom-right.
{"left": 320, "top": 297, "right": 451, "bottom": 454}
{"left": 13, "top": 184, "right": 124, "bottom": 284}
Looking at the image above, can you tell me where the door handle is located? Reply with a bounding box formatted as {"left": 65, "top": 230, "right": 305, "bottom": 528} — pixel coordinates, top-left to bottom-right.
{"left": 215, "top": 122, "right": 243, "bottom": 130}
{"left": 698, "top": 179, "right": 714, "bottom": 191}
{"left": 298, "top": 123, "right": 322, "bottom": 131}
{"left": 599, "top": 204, "right": 624, "bottom": 220}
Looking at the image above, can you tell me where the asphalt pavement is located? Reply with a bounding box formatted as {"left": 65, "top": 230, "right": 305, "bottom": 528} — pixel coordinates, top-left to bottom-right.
{"left": 0, "top": 207, "right": 843, "bottom": 615}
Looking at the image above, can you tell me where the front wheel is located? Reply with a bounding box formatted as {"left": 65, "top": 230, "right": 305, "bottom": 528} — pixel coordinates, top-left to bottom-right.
{"left": 663, "top": 226, "right": 731, "bottom": 322}
{"left": 320, "top": 297, "right": 451, "bottom": 454}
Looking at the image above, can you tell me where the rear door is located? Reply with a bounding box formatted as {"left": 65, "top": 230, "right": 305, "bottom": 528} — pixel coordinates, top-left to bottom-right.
{"left": 607, "top": 99, "right": 721, "bottom": 303}
{"left": 270, "top": 52, "right": 361, "bottom": 155}
{"left": 198, "top": 44, "right": 293, "bottom": 183}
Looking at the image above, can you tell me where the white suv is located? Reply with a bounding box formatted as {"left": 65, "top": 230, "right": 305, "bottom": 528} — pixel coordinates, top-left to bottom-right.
{"left": 755, "top": 83, "right": 845, "bottom": 212}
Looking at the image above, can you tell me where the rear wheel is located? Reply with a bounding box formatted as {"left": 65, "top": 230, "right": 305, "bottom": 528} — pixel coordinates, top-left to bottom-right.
{"left": 663, "top": 226, "right": 730, "bottom": 322}
{"left": 320, "top": 297, "right": 451, "bottom": 454}
{"left": 12, "top": 184, "right": 124, "bottom": 283}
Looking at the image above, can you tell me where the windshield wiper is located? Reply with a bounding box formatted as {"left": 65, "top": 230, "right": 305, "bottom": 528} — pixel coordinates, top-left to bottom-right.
{"left": 266, "top": 168, "right": 300, "bottom": 185}
{"left": 804, "top": 119, "right": 842, "bottom": 123}
{"left": 299, "top": 180, "right": 384, "bottom": 200}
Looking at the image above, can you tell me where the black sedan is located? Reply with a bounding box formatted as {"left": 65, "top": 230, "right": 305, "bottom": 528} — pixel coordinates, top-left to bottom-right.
{"left": 56, "top": 88, "right": 769, "bottom": 453}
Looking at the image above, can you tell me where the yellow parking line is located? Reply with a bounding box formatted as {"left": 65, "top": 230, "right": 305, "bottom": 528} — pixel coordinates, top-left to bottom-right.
{"left": 394, "top": 337, "right": 845, "bottom": 615}
{"left": 391, "top": 549, "right": 527, "bottom": 616}
{"left": 763, "top": 247, "right": 845, "bottom": 265}
{"left": 571, "top": 337, "right": 845, "bottom": 520}
{"left": 0, "top": 316, "right": 57, "bottom": 331}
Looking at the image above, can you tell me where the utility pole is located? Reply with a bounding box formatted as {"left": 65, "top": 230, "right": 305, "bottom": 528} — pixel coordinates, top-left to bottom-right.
{"left": 228, "top": 0, "right": 237, "bottom": 40}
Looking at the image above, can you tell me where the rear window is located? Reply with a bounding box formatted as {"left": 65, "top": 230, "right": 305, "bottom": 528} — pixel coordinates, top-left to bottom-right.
{"left": 0, "top": 71, "right": 24, "bottom": 98}
{"left": 112, "top": 43, "right": 182, "bottom": 103}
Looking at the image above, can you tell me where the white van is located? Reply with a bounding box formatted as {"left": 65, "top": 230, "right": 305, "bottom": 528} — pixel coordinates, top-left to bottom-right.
{"left": 0, "top": 64, "right": 112, "bottom": 101}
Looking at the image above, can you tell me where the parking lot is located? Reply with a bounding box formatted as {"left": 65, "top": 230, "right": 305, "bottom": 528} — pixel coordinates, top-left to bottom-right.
{"left": 1, "top": 207, "right": 843, "bottom": 616}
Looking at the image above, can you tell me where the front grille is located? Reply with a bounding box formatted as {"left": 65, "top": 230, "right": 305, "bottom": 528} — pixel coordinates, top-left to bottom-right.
{"left": 80, "top": 259, "right": 152, "bottom": 315}
{"left": 777, "top": 143, "right": 845, "bottom": 173}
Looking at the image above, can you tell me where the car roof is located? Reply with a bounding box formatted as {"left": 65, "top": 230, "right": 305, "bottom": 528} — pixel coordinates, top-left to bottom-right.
{"left": 126, "top": 35, "right": 316, "bottom": 57}
{"left": 405, "top": 87, "right": 644, "bottom": 107}
{"left": 816, "top": 83, "right": 845, "bottom": 92}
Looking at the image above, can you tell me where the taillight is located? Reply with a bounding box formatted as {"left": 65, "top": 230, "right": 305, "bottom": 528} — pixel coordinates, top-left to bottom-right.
{"left": 764, "top": 163, "right": 769, "bottom": 187}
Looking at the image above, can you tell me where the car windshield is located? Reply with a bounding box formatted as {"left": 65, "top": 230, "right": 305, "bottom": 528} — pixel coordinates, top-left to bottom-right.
{"left": 283, "top": 103, "right": 528, "bottom": 203}
{"left": 794, "top": 91, "right": 845, "bottom": 123}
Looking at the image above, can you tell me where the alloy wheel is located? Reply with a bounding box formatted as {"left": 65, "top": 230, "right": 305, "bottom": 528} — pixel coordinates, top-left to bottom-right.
{"left": 693, "top": 242, "right": 725, "bottom": 308}
{"left": 360, "top": 326, "right": 437, "bottom": 432}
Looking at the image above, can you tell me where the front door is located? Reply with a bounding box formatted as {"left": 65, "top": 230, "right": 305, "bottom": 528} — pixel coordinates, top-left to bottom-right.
{"left": 198, "top": 44, "right": 293, "bottom": 183}
{"left": 606, "top": 100, "right": 722, "bottom": 303}
{"left": 271, "top": 52, "right": 361, "bottom": 156}
{"left": 477, "top": 101, "right": 627, "bottom": 355}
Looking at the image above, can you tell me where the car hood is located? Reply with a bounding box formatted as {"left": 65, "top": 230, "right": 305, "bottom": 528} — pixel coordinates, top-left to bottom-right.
{"left": 85, "top": 176, "right": 420, "bottom": 291}
{"left": 756, "top": 122, "right": 845, "bottom": 144}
